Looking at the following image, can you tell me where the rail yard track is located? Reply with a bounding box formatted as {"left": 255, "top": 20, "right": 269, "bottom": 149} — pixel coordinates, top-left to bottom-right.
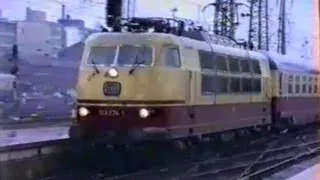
{"left": 2, "top": 123, "right": 320, "bottom": 180}
{"left": 101, "top": 125, "right": 320, "bottom": 180}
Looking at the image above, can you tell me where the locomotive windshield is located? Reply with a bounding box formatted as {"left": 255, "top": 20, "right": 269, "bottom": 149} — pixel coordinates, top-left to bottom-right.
{"left": 87, "top": 45, "right": 153, "bottom": 66}
{"left": 87, "top": 46, "right": 116, "bottom": 65}
{"left": 118, "top": 45, "right": 152, "bottom": 66}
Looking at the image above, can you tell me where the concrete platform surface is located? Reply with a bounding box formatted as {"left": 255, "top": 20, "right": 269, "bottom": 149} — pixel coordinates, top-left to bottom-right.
{"left": 0, "top": 125, "right": 68, "bottom": 147}
{"left": 286, "top": 163, "right": 320, "bottom": 180}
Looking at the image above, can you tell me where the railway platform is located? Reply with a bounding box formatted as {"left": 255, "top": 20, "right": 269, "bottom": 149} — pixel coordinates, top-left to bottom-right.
{"left": 0, "top": 123, "right": 69, "bottom": 147}
{"left": 286, "top": 163, "right": 320, "bottom": 180}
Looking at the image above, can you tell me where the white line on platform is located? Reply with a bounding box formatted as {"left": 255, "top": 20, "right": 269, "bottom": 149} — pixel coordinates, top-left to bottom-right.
{"left": 0, "top": 126, "right": 69, "bottom": 147}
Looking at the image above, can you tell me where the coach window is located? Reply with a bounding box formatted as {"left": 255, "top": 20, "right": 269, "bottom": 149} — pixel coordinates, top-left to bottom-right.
{"left": 252, "top": 60, "right": 261, "bottom": 74}
{"left": 308, "top": 85, "right": 313, "bottom": 93}
{"left": 302, "top": 84, "right": 307, "bottom": 93}
{"left": 295, "top": 76, "right": 300, "bottom": 93}
{"left": 295, "top": 84, "right": 300, "bottom": 93}
{"left": 308, "top": 77, "right": 313, "bottom": 93}
{"left": 315, "top": 77, "right": 318, "bottom": 93}
{"left": 240, "top": 59, "right": 251, "bottom": 73}
{"left": 201, "top": 74, "right": 215, "bottom": 95}
{"left": 228, "top": 57, "right": 240, "bottom": 73}
{"left": 302, "top": 76, "right": 307, "bottom": 93}
{"left": 230, "top": 77, "right": 241, "bottom": 93}
{"left": 288, "top": 84, "right": 293, "bottom": 94}
{"left": 165, "top": 47, "right": 181, "bottom": 68}
{"left": 252, "top": 79, "right": 261, "bottom": 93}
{"left": 216, "top": 54, "right": 228, "bottom": 71}
{"left": 288, "top": 75, "right": 293, "bottom": 94}
{"left": 199, "top": 50, "right": 215, "bottom": 70}
{"left": 216, "top": 76, "right": 229, "bottom": 93}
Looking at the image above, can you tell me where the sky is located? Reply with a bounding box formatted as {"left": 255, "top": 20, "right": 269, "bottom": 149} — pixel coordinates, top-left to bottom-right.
{"left": 0, "top": 0, "right": 316, "bottom": 60}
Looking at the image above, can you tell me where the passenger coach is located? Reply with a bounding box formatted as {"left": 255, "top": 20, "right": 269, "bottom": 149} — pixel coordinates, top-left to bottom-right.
{"left": 265, "top": 53, "right": 320, "bottom": 128}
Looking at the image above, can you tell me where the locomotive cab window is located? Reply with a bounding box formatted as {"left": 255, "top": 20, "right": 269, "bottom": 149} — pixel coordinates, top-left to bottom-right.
{"left": 87, "top": 46, "right": 117, "bottom": 65}
{"left": 164, "top": 46, "right": 181, "bottom": 68}
{"left": 118, "top": 45, "right": 153, "bottom": 66}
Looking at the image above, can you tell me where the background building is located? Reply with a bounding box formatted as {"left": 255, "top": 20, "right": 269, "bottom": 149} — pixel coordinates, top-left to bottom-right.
{"left": 26, "top": 7, "right": 46, "bottom": 21}
{"left": 17, "top": 21, "right": 65, "bottom": 57}
{"left": 15, "top": 8, "right": 66, "bottom": 58}
{"left": 0, "top": 19, "right": 17, "bottom": 57}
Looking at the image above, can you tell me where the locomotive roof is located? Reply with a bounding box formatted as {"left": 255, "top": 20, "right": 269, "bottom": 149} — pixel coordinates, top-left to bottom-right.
{"left": 86, "top": 32, "right": 267, "bottom": 62}
{"left": 85, "top": 32, "right": 180, "bottom": 46}
{"left": 179, "top": 35, "right": 269, "bottom": 63}
{"left": 85, "top": 32, "right": 317, "bottom": 75}
{"left": 264, "top": 52, "right": 319, "bottom": 74}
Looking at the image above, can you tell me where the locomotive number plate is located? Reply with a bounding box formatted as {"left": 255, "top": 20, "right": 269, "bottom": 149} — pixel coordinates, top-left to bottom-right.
{"left": 103, "top": 82, "right": 121, "bottom": 96}
{"left": 99, "top": 109, "right": 124, "bottom": 116}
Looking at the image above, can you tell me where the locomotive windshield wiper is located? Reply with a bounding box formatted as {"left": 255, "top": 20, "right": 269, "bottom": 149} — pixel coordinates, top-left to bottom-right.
{"left": 129, "top": 56, "right": 145, "bottom": 75}
{"left": 129, "top": 47, "right": 146, "bottom": 75}
{"left": 87, "top": 59, "right": 101, "bottom": 81}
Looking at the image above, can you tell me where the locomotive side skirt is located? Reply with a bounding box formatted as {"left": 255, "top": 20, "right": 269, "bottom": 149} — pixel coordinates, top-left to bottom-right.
{"left": 75, "top": 100, "right": 270, "bottom": 143}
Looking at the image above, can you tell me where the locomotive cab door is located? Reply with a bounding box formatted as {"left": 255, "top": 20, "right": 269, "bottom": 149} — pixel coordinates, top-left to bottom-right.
{"left": 161, "top": 45, "right": 190, "bottom": 101}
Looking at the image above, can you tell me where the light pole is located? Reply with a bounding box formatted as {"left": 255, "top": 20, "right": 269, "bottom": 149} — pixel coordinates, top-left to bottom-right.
{"left": 171, "top": 8, "right": 178, "bottom": 19}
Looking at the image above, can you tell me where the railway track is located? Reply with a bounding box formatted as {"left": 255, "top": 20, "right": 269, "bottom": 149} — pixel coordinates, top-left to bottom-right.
{"left": 102, "top": 125, "right": 320, "bottom": 180}
{"left": 2, "top": 124, "right": 318, "bottom": 180}
{"left": 0, "top": 139, "right": 70, "bottom": 180}
{"left": 182, "top": 140, "right": 320, "bottom": 180}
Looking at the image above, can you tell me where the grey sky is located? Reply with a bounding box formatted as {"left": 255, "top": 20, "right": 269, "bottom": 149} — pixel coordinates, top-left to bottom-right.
{"left": 0, "top": 0, "right": 314, "bottom": 59}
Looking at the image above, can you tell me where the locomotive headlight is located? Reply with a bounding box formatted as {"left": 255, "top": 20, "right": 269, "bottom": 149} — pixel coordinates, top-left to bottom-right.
{"left": 108, "top": 68, "right": 118, "bottom": 78}
{"left": 79, "top": 107, "right": 89, "bottom": 116}
{"left": 139, "top": 108, "right": 150, "bottom": 118}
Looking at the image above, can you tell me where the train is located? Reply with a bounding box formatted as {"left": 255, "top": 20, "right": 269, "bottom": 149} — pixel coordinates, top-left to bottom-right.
{"left": 68, "top": 17, "right": 320, "bottom": 145}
